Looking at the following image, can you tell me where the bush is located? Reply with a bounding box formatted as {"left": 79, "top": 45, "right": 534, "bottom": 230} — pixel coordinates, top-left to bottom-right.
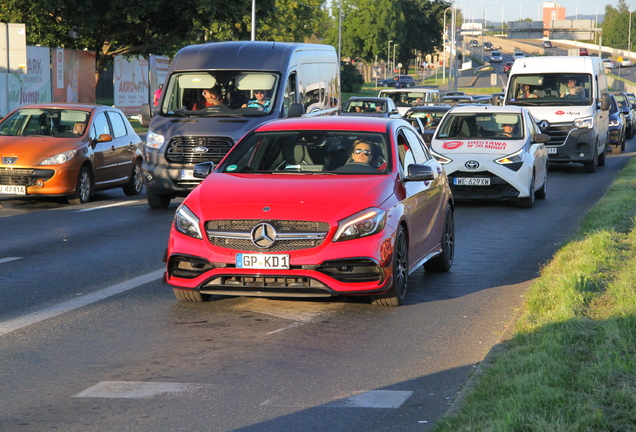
{"left": 341, "top": 62, "right": 364, "bottom": 93}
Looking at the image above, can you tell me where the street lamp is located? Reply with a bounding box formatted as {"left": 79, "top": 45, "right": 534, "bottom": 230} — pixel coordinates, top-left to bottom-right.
{"left": 499, "top": 1, "right": 505, "bottom": 35}
{"left": 481, "top": 5, "right": 492, "bottom": 61}
{"left": 337, "top": 0, "right": 342, "bottom": 64}
{"left": 387, "top": 40, "right": 393, "bottom": 79}
{"left": 629, "top": 7, "right": 633, "bottom": 53}
{"left": 251, "top": 0, "right": 256, "bottom": 41}
{"left": 443, "top": 7, "right": 452, "bottom": 83}
{"left": 393, "top": 44, "right": 399, "bottom": 74}
{"left": 513, "top": 0, "right": 522, "bottom": 21}
{"left": 589, "top": 0, "right": 599, "bottom": 44}
{"left": 566, "top": 0, "right": 578, "bottom": 20}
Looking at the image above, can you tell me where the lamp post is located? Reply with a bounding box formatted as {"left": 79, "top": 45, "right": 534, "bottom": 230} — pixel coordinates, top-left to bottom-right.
{"left": 251, "top": 0, "right": 256, "bottom": 40}
{"left": 443, "top": 7, "right": 451, "bottom": 83}
{"left": 337, "top": 0, "right": 342, "bottom": 65}
{"left": 393, "top": 44, "right": 398, "bottom": 74}
{"left": 482, "top": 5, "right": 492, "bottom": 61}
{"left": 387, "top": 40, "right": 393, "bottom": 79}
{"left": 566, "top": 0, "right": 578, "bottom": 20}
{"left": 499, "top": 1, "right": 505, "bottom": 36}
{"left": 590, "top": 0, "right": 599, "bottom": 44}
{"left": 513, "top": 0, "right": 522, "bottom": 21}
{"left": 629, "top": 7, "right": 633, "bottom": 53}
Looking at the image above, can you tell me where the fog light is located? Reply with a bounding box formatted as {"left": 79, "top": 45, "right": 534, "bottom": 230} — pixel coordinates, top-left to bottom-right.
{"left": 145, "top": 173, "right": 153, "bottom": 182}
{"left": 579, "top": 153, "right": 585, "bottom": 158}
{"left": 36, "top": 180, "right": 44, "bottom": 187}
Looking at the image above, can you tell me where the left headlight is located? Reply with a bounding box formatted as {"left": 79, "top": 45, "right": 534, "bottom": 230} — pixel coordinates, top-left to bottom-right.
{"left": 38, "top": 149, "right": 77, "bottom": 165}
{"left": 609, "top": 119, "right": 620, "bottom": 127}
{"left": 573, "top": 116, "right": 594, "bottom": 129}
{"left": 333, "top": 208, "right": 387, "bottom": 242}
{"left": 174, "top": 204, "right": 203, "bottom": 240}
{"left": 495, "top": 148, "right": 524, "bottom": 165}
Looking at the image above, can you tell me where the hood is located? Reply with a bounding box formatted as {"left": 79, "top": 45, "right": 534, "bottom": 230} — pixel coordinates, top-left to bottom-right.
{"left": 519, "top": 106, "right": 595, "bottom": 124}
{"left": 0, "top": 136, "right": 83, "bottom": 166}
{"left": 431, "top": 137, "right": 526, "bottom": 156}
{"left": 150, "top": 114, "right": 272, "bottom": 143}
{"left": 184, "top": 173, "right": 395, "bottom": 222}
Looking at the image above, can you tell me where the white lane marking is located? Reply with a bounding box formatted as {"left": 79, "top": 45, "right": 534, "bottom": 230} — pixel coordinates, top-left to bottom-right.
{"left": 77, "top": 201, "right": 140, "bottom": 212}
{"left": 324, "top": 390, "right": 413, "bottom": 409}
{"left": 73, "top": 381, "right": 212, "bottom": 399}
{"left": 267, "top": 321, "right": 305, "bottom": 335}
{"left": 0, "top": 257, "right": 22, "bottom": 264}
{"left": 0, "top": 269, "right": 164, "bottom": 337}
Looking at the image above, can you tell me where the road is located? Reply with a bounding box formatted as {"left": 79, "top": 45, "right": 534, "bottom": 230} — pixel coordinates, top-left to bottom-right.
{"left": 1, "top": 140, "right": 634, "bottom": 431}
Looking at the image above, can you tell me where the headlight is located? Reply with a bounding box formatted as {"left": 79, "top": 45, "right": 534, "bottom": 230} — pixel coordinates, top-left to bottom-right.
{"left": 573, "top": 116, "right": 594, "bottom": 129}
{"left": 333, "top": 208, "right": 386, "bottom": 242}
{"left": 145, "top": 129, "right": 165, "bottom": 149}
{"left": 430, "top": 148, "right": 452, "bottom": 164}
{"left": 38, "top": 149, "right": 77, "bottom": 165}
{"left": 174, "top": 204, "right": 203, "bottom": 239}
{"left": 609, "top": 119, "right": 620, "bottom": 127}
{"left": 495, "top": 148, "right": 524, "bottom": 165}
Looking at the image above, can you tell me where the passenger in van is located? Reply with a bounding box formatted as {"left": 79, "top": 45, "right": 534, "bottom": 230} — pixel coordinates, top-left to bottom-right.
{"left": 560, "top": 78, "right": 585, "bottom": 98}
{"left": 192, "top": 87, "right": 225, "bottom": 109}
{"left": 242, "top": 90, "right": 271, "bottom": 111}
{"left": 519, "top": 84, "right": 538, "bottom": 99}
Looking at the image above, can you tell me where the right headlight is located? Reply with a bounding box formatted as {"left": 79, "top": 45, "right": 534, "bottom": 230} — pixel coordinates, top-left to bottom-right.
{"left": 333, "top": 208, "right": 387, "bottom": 242}
{"left": 145, "top": 129, "right": 165, "bottom": 149}
{"left": 573, "top": 116, "right": 594, "bottom": 129}
{"left": 609, "top": 119, "right": 620, "bottom": 127}
{"left": 430, "top": 148, "right": 452, "bottom": 164}
{"left": 174, "top": 204, "right": 203, "bottom": 240}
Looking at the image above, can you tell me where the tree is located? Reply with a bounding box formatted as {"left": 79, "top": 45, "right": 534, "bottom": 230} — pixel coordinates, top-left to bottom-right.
{"left": 601, "top": 0, "right": 632, "bottom": 50}
{"left": 259, "top": 0, "right": 331, "bottom": 43}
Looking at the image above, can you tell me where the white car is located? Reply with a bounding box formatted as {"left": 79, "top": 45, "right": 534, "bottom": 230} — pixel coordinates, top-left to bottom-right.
{"left": 621, "top": 58, "right": 633, "bottom": 67}
{"left": 490, "top": 51, "right": 503, "bottom": 63}
{"left": 603, "top": 59, "right": 616, "bottom": 69}
{"left": 513, "top": 52, "right": 525, "bottom": 60}
{"left": 429, "top": 105, "right": 549, "bottom": 208}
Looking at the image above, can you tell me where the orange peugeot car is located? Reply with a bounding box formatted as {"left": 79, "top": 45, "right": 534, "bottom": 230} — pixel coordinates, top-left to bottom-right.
{"left": 0, "top": 103, "right": 144, "bottom": 204}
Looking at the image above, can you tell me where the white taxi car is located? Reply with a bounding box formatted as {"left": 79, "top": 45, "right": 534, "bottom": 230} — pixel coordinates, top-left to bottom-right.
{"left": 429, "top": 106, "right": 549, "bottom": 208}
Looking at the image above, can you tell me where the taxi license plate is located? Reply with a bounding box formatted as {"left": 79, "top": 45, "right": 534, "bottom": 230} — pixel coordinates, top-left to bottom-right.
{"left": 180, "top": 169, "right": 196, "bottom": 180}
{"left": 546, "top": 147, "right": 557, "bottom": 154}
{"left": 236, "top": 253, "right": 290, "bottom": 270}
{"left": 454, "top": 178, "right": 490, "bottom": 186}
{"left": 0, "top": 185, "right": 26, "bottom": 195}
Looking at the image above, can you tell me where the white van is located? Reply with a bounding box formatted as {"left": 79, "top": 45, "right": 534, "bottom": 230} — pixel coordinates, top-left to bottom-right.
{"left": 139, "top": 41, "right": 340, "bottom": 208}
{"left": 504, "top": 56, "right": 610, "bottom": 173}
{"left": 377, "top": 88, "right": 440, "bottom": 116}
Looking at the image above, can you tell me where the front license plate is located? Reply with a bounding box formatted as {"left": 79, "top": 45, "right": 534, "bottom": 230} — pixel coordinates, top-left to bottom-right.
{"left": 546, "top": 147, "right": 557, "bottom": 154}
{"left": 236, "top": 253, "right": 290, "bottom": 270}
{"left": 180, "top": 169, "right": 196, "bottom": 180}
{"left": 454, "top": 177, "right": 490, "bottom": 186}
{"left": 0, "top": 185, "right": 26, "bottom": 195}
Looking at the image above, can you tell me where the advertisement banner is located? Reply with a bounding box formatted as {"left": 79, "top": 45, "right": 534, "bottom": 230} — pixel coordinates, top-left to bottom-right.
{"left": 0, "top": 46, "right": 51, "bottom": 117}
{"left": 51, "top": 49, "right": 96, "bottom": 103}
{"left": 114, "top": 55, "right": 149, "bottom": 115}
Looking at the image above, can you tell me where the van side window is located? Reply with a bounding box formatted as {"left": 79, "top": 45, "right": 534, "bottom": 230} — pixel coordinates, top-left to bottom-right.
{"left": 283, "top": 73, "right": 297, "bottom": 118}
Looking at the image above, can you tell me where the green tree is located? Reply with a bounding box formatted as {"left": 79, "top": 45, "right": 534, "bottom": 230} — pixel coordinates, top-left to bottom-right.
{"left": 601, "top": 0, "right": 632, "bottom": 50}
{"left": 259, "top": 0, "right": 331, "bottom": 43}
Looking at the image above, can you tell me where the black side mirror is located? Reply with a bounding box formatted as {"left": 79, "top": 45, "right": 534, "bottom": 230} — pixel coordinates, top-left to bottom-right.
{"left": 288, "top": 103, "right": 304, "bottom": 118}
{"left": 599, "top": 94, "right": 611, "bottom": 111}
{"left": 405, "top": 164, "right": 435, "bottom": 182}
{"left": 193, "top": 162, "right": 215, "bottom": 179}
{"left": 532, "top": 133, "right": 550, "bottom": 144}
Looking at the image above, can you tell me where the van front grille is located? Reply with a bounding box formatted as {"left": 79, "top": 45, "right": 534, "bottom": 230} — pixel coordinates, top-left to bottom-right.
{"left": 165, "top": 137, "right": 234, "bottom": 164}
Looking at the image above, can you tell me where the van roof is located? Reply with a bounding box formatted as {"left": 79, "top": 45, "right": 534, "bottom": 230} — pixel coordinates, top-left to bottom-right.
{"left": 509, "top": 55, "right": 602, "bottom": 74}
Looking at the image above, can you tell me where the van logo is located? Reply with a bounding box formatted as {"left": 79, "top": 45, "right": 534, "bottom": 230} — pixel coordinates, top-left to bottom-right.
{"left": 193, "top": 147, "right": 209, "bottom": 153}
{"left": 2, "top": 156, "right": 17, "bottom": 165}
{"left": 538, "top": 120, "right": 550, "bottom": 132}
{"left": 442, "top": 141, "right": 463, "bottom": 150}
{"left": 555, "top": 110, "right": 565, "bottom": 115}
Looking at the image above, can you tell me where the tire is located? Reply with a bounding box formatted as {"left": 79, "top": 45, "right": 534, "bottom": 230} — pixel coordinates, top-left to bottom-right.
{"left": 372, "top": 226, "right": 408, "bottom": 306}
{"left": 147, "top": 189, "right": 172, "bottom": 209}
{"left": 535, "top": 169, "right": 548, "bottom": 199}
{"left": 383, "top": 83, "right": 389, "bottom": 87}
{"left": 68, "top": 166, "right": 93, "bottom": 205}
{"left": 122, "top": 159, "right": 144, "bottom": 196}
{"left": 583, "top": 146, "right": 598, "bottom": 173}
{"left": 598, "top": 144, "right": 606, "bottom": 166}
{"left": 173, "top": 288, "right": 211, "bottom": 302}
{"left": 518, "top": 174, "right": 535, "bottom": 208}
{"left": 405, "top": 83, "right": 411, "bottom": 88}
{"left": 424, "top": 204, "right": 454, "bottom": 272}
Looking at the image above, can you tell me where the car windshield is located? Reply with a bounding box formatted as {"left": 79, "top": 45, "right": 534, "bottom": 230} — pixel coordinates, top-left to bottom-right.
{"left": 506, "top": 73, "right": 592, "bottom": 106}
{"left": 406, "top": 110, "right": 448, "bottom": 129}
{"left": 343, "top": 100, "right": 385, "bottom": 113}
{"left": 219, "top": 131, "right": 390, "bottom": 174}
{"left": 436, "top": 112, "right": 524, "bottom": 140}
{"left": 0, "top": 108, "right": 90, "bottom": 137}
{"left": 159, "top": 71, "right": 281, "bottom": 118}
{"left": 378, "top": 90, "right": 433, "bottom": 108}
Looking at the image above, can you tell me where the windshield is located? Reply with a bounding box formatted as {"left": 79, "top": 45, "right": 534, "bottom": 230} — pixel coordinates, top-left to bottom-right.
{"left": 437, "top": 112, "right": 524, "bottom": 140}
{"left": 343, "top": 100, "right": 386, "bottom": 113}
{"left": 506, "top": 73, "right": 592, "bottom": 106}
{"left": 160, "top": 71, "right": 280, "bottom": 117}
{"left": 406, "top": 110, "right": 449, "bottom": 129}
{"left": 0, "top": 108, "right": 90, "bottom": 137}
{"left": 379, "top": 90, "right": 435, "bottom": 108}
{"left": 220, "top": 131, "right": 389, "bottom": 174}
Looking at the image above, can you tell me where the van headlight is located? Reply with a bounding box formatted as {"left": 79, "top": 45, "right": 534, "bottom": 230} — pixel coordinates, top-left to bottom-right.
{"left": 174, "top": 204, "right": 203, "bottom": 239}
{"left": 145, "top": 129, "right": 165, "bottom": 149}
{"left": 573, "top": 116, "right": 594, "bottom": 129}
{"left": 39, "top": 149, "right": 77, "bottom": 165}
{"left": 333, "top": 208, "right": 386, "bottom": 242}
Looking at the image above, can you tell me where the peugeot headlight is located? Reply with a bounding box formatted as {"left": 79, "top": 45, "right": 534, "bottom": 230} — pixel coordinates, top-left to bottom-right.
{"left": 39, "top": 149, "right": 77, "bottom": 165}
{"left": 145, "top": 129, "right": 165, "bottom": 150}
{"left": 495, "top": 148, "right": 524, "bottom": 165}
{"left": 430, "top": 148, "right": 452, "bottom": 164}
{"left": 609, "top": 119, "right": 620, "bottom": 127}
{"left": 573, "top": 116, "right": 594, "bottom": 129}
{"left": 174, "top": 204, "right": 203, "bottom": 239}
{"left": 333, "top": 208, "right": 386, "bottom": 242}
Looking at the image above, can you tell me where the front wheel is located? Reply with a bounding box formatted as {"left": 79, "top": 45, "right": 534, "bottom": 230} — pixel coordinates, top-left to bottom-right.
{"left": 583, "top": 147, "right": 598, "bottom": 173}
{"left": 535, "top": 169, "right": 548, "bottom": 199}
{"left": 518, "top": 174, "right": 535, "bottom": 208}
{"left": 68, "top": 166, "right": 93, "bottom": 205}
{"left": 173, "top": 288, "right": 212, "bottom": 302}
{"left": 123, "top": 159, "right": 144, "bottom": 196}
{"left": 147, "top": 189, "right": 172, "bottom": 209}
{"left": 424, "top": 205, "right": 454, "bottom": 272}
{"left": 372, "top": 227, "right": 408, "bottom": 306}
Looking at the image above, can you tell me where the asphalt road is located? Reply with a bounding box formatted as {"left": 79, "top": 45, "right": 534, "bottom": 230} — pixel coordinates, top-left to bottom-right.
{"left": 1, "top": 140, "right": 634, "bottom": 431}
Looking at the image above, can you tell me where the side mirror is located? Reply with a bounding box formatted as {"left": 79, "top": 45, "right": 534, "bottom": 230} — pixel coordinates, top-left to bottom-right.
{"left": 288, "top": 103, "right": 304, "bottom": 118}
{"left": 140, "top": 103, "right": 152, "bottom": 127}
{"left": 491, "top": 95, "right": 502, "bottom": 106}
{"left": 193, "top": 162, "right": 214, "bottom": 179}
{"left": 405, "top": 164, "right": 435, "bottom": 182}
{"left": 598, "top": 94, "right": 610, "bottom": 111}
{"left": 96, "top": 133, "right": 113, "bottom": 143}
{"left": 532, "top": 133, "right": 550, "bottom": 144}
{"left": 422, "top": 134, "right": 433, "bottom": 145}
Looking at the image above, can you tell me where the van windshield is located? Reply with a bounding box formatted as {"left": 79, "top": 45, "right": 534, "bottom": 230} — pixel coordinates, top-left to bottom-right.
{"left": 160, "top": 71, "right": 280, "bottom": 117}
{"left": 506, "top": 73, "right": 592, "bottom": 106}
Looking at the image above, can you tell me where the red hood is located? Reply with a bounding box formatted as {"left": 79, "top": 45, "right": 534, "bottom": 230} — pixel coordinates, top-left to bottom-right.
{"left": 184, "top": 173, "right": 396, "bottom": 222}
{"left": 0, "top": 136, "right": 83, "bottom": 166}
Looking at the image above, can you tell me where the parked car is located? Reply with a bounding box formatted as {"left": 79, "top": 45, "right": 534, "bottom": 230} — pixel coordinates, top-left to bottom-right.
{"left": 440, "top": 95, "right": 475, "bottom": 105}
{"left": 404, "top": 104, "right": 453, "bottom": 144}
{"left": 490, "top": 51, "right": 503, "bottom": 63}
{"left": 542, "top": 40, "right": 553, "bottom": 48}
{"left": 513, "top": 52, "right": 525, "bottom": 60}
{"left": 503, "top": 61, "right": 513, "bottom": 75}
{"left": 165, "top": 117, "right": 455, "bottom": 306}
{"left": 377, "top": 74, "right": 417, "bottom": 88}
{"left": 429, "top": 105, "right": 549, "bottom": 208}
{"left": 470, "top": 39, "right": 480, "bottom": 48}
{"left": 607, "top": 94, "right": 626, "bottom": 154}
{"left": 610, "top": 92, "right": 635, "bottom": 138}
{"left": 621, "top": 58, "right": 633, "bottom": 67}
{"left": 0, "top": 103, "right": 144, "bottom": 205}
{"left": 579, "top": 48, "right": 589, "bottom": 56}
{"left": 603, "top": 59, "right": 616, "bottom": 69}
{"left": 483, "top": 41, "right": 494, "bottom": 51}
{"left": 342, "top": 97, "right": 401, "bottom": 118}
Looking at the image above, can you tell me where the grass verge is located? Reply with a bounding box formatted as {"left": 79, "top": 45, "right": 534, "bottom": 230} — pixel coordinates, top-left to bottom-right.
{"left": 433, "top": 157, "right": 636, "bottom": 431}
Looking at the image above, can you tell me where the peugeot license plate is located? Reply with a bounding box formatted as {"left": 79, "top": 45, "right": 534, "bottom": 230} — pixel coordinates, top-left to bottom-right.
{"left": 454, "top": 178, "right": 490, "bottom": 186}
{"left": 0, "top": 185, "right": 26, "bottom": 195}
{"left": 236, "top": 253, "right": 290, "bottom": 269}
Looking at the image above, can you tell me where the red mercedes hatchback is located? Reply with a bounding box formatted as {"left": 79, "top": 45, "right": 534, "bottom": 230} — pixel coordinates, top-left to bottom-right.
{"left": 165, "top": 117, "right": 454, "bottom": 306}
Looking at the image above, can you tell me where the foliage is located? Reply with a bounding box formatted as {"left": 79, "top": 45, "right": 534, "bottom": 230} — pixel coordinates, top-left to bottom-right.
{"left": 601, "top": 0, "right": 634, "bottom": 50}
{"left": 259, "top": 0, "right": 330, "bottom": 43}
{"left": 340, "top": 61, "right": 364, "bottom": 93}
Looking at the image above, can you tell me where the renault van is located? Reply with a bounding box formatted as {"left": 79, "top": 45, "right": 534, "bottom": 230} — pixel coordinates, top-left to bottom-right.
{"left": 377, "top": 88, "right": 440, "bottom": 115}
{"left": 139, "top": 41, "right": 340, "bottom": 208}
{"left": 504, "top": 56, "right": 610, "bottom": 173}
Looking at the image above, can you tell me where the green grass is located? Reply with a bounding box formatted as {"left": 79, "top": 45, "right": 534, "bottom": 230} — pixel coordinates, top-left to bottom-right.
{"left": 433, "top": 158, "right": 636, "bottom": 431}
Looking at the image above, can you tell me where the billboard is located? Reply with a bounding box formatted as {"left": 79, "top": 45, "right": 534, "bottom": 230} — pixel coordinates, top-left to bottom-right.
{"left": 0, "top": 46, "right": 51, "bottom": 117}
{"left": 113, "top": 55, "right": 149, "bottom": 115}
{"left": 51, "top": 48, "right": 96, "bottom": 103}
